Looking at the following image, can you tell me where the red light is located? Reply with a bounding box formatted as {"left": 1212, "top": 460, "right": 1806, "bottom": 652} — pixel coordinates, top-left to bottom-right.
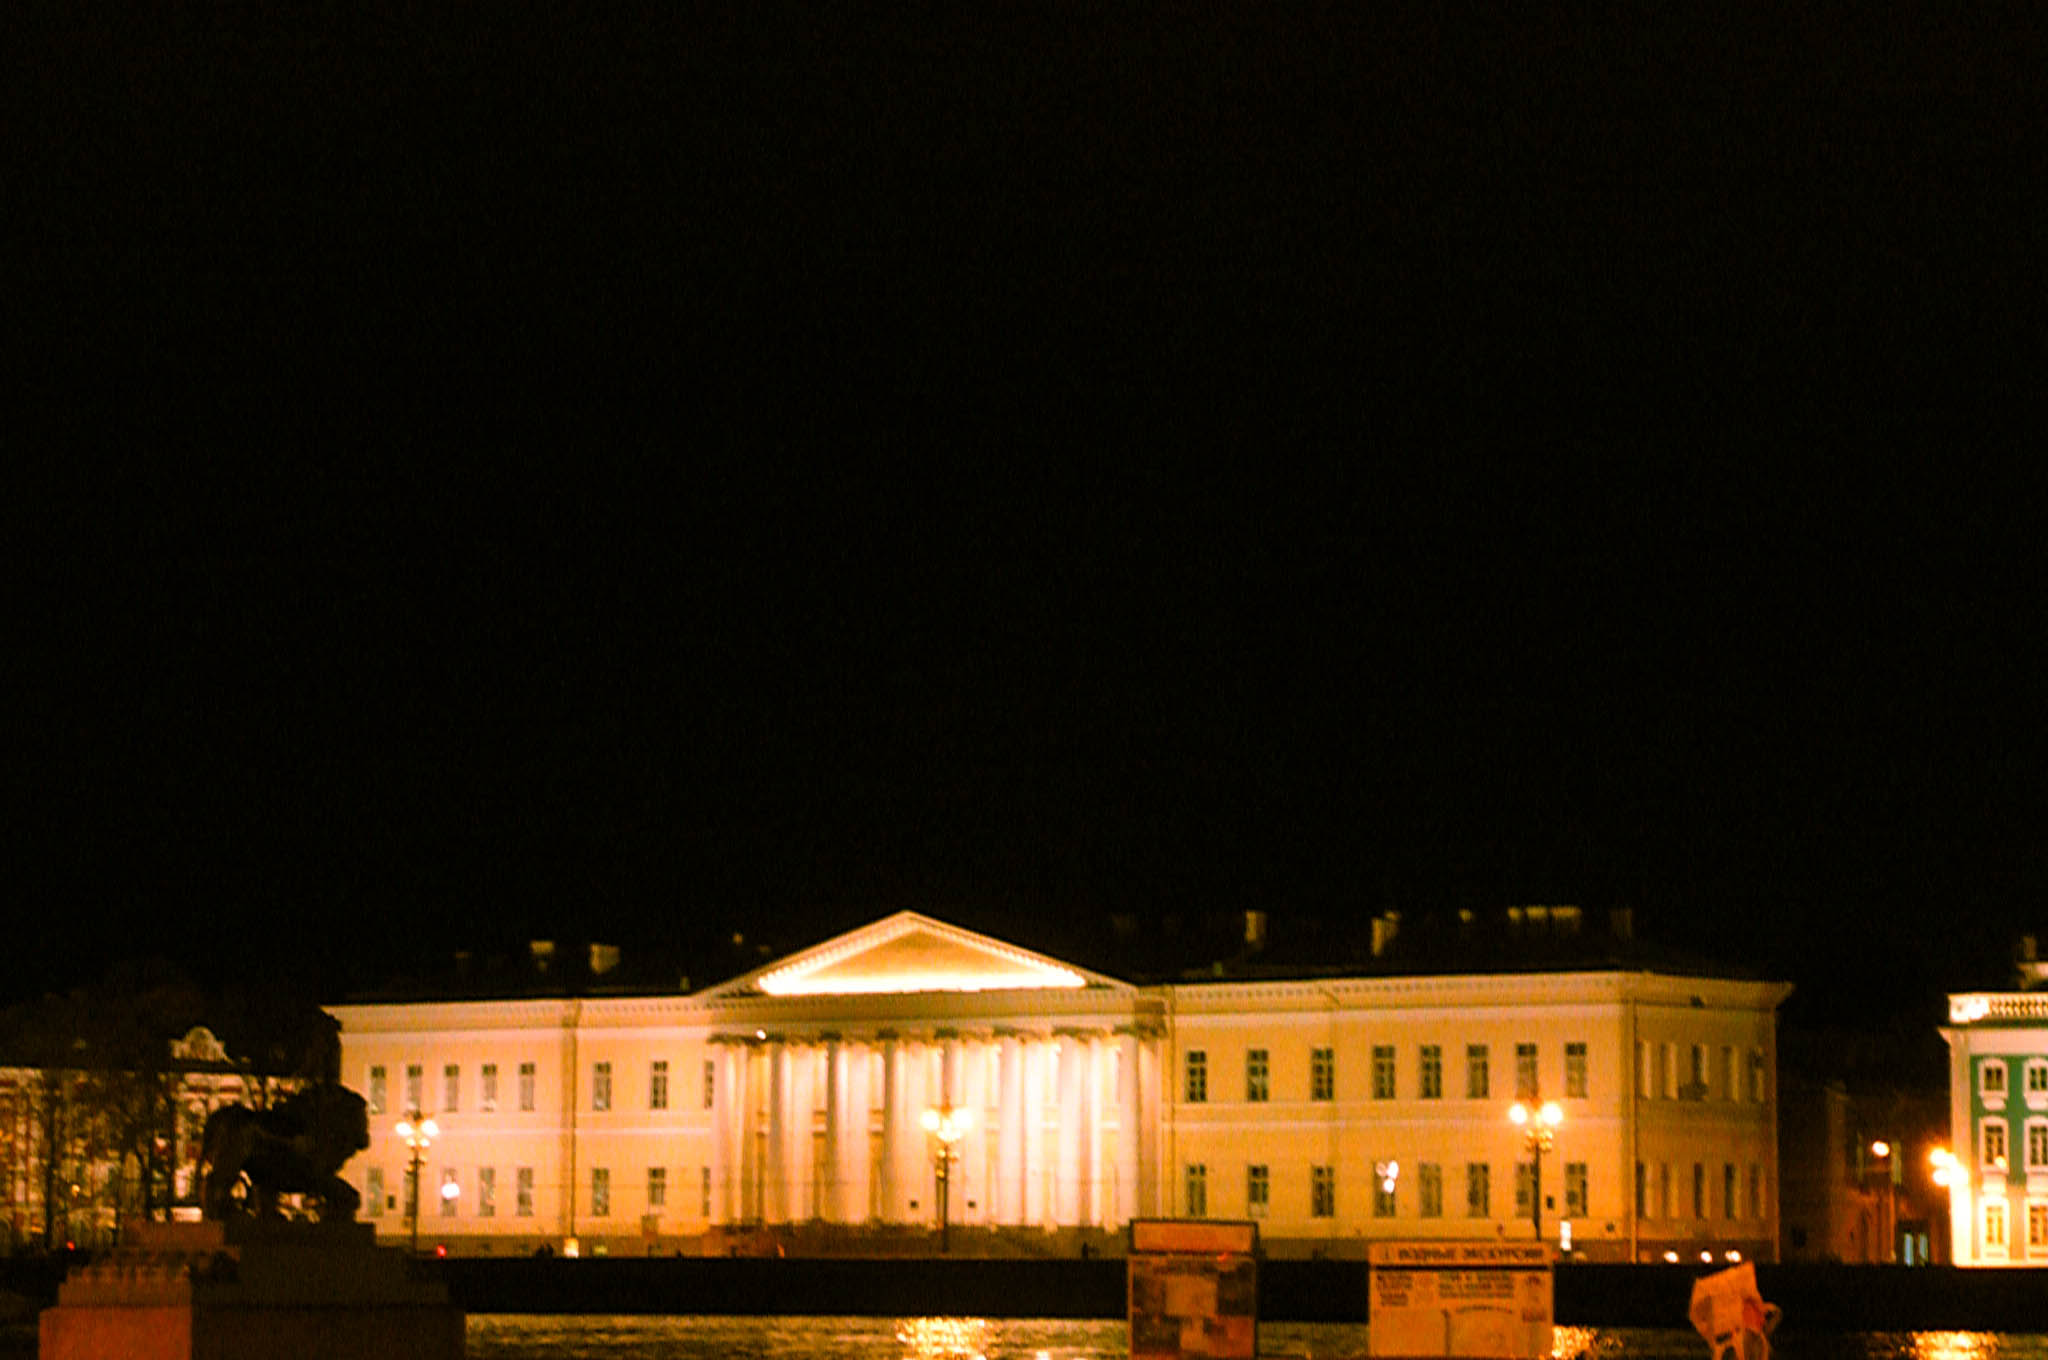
{"left": 435, "top": 1244, "right": 448, "bottom": 1258}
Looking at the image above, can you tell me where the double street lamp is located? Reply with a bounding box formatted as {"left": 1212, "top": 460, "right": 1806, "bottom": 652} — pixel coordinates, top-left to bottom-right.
{"left": 1509, "top": 1099, "right": 1564, "bottom": 1245}
{"left": 921, "top": 1102, "right": 972, "bottom": 1253}
{"left": 395, "top": 1110, "right": 439, "bottom": 1255}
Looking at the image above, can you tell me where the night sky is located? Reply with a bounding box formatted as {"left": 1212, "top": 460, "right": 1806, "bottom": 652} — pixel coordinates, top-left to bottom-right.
{"left": 9, "top": 2, "right": 2042, "bottom": 1073}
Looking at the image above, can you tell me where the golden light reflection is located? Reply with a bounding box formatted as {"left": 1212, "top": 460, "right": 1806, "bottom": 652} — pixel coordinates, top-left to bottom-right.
{"left": 1553, "top": 1325, "right": 1600, "bottom": 1359}
{"left": 1906, "top": 1332, "right": 1998, "bottom": 1360}
{"left": 897, "top": 1316, "right": 990, "bottom": 1360}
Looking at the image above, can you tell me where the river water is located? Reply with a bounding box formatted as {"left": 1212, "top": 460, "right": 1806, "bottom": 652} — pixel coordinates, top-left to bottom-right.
{"left": 464, "top": 1319, "right": 2048, "bottom": 1360}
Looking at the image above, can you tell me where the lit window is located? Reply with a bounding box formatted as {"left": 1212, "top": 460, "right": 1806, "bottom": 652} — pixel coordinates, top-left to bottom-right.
{"left": 1419, "top": 1046, "right": 1442, "bottom": 1100}
{"left": 1246, "top": 1049, "right": 1269, "bottom": 1103}
{"left": 1185, "top": 1050, "right": 1208, "bottom": 1103}
{"left": 2031, "top": 1202, "right": 2048, "bottom": 1256}
{"left": 2029, "top": 1121, "right": 2048, "bottom": 1170}
{"left": 1247, "top": 1165, "right": 1269, "bottom": 1218}
{"left": 516, "top": 1167, "right": 535, "bottom": 1217}
{"left": 478, "top": 1167, "right": 496, "bottom": 1218}
{"left": 1986, "top": 1120, "right": 2011, "bottom": 1171}
{"left": 1372, "top": 1046, "right": 1395, "bottom": 1100}
{"left": 368, "top": 1066, "right": 387, "bottom": 1115}
{"left": 593, "top": 1062, "right": 612, "bottom": 1112}
{"left": 1987, "top": 1200, "right": 2008, "bottom": 1249}
{"left": 1374, "top": 1167, "right": 1397, "bottom": 1218}
{"left": 480, "top": 1063, "right": 499, "bottom": 1112}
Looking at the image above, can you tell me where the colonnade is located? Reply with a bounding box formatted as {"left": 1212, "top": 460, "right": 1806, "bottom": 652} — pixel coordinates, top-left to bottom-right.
{"left": 706, "top": 1026, "right": 1152, "bottom": 1230}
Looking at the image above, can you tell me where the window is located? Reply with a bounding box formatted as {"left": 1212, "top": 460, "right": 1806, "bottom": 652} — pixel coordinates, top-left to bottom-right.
{"left": 1515, "top": 1161, "right": 1534, "bottom": 1216}
{"left": 1418, "top": 1163, "right": 1443, "bottom": 1218}
{"left": 1420, "top": 1046, "right": 1442, "bottom": 1100}
{"left": 405, "top": 1063, "right": 423, "bottom": 1112}
{"left": 1185, "top": 1164, "right": 1208, "bottom": 1218}
{"left": 2030, "top": 1121, "right": 2048, "bottom": 1169}
{"left": 1565, "top": 1043, "right": 1587, "bottom": 1099}
{"left": 704, "top": 1058, "right": 717, "bottom": 1109}
{"left": 1372, "top": 1045, "right": 1396, "bottom": 1100}
{"left": 1986, "top": 1119, "right": 2011, "bottom": 1171}
{"left": 366, "top": 1166, "right": 385, "bottom": 1218}
{"left": 441, "top": 1169, "right": 459, "bottom": 1217}
{"left": 1466, "top": 1163, "right": 1490, "bottom": 1218}
{"left": 1247, "top": 1165, "right": 1269, "bottom": 1218}
{"left": 701, "top": 1166, "right": 712, "bottom": 1217}
{"left": 1312, "top": 1047, "right": 1336, "bottom": 1102}
{"left": 481, "top": 1063, "right": 499, "bottom": 1112}
{"left": 1636, "top": 1041, "right": 1650, "bottom": 1097}
{"left": 2032, "top": 1203, "right": 2048, "bottom": 1256}
{"left": 1658, "top": 1163, "right": 1672, "bottom": 1219}
{"left": 1723, "top": 1164, "right": 1738, "bottom": 1219}
{"left": 1721, "top": 1046, "right": 1737, "bottom": 1101}
{"left": 478, "top": 1167, "right": 496, "bottom": 1218}
{"left": 650, "top": 1060, "right": 669, "bottom": 1111}
{"left": 1565, "top": 1162, "right": 1588, "bottom": 1218}
{"left": 368, "top": 1066, "right": 387, "bottom": 1115}
{"left": 1983, "top": 1060, "right": 2010, "bottom": 1098}
{"left": 1246, "top": 1049, "right": 1269, "bottom": 1103}
{"left": 1748, "top": 1049, "right": 1767, "bottom": 1103}
{"left": 1311, "top": 1165, "right": 1335, "bottom": 1218}
{"left": 593, "top": 1061, "right": 613, "bottom": 1112}
{"left": 516, "top": 1061, "right": 536, "bottom": 1112}
{"left": 2029, "top": 1061, "right": 2048, "bottom": 1097}
{"left": 1692, "top": 1163, "right": 1706, "bottom": 1219}
{"left": 648, "top": 1166, "right": 667, "bottom": 1211}
{"left": 1515, "top": 1043, "right": 1538, "bottom": 1100}
{"left": 516, "top": 1167, "right": 535, "bottom": 1217}
{"left": 592, "top": 1167, "right": 611, "bottom": 1218}
{"left": 1635, "top": 1162, "right": 1646, "bottom": 1216}
{"left": 1374, "top": 1166, "right": 1397, "bottom": 1218}
{"left": 1466, "top": 1045, "right": 1490, "bottom": 1099}
{"left": 1661, "top": 1043, "right": 1677, "bottom": 1099}
{"left": 1687, "top": 1045, "right": 1708, "bottom": 1098}
{"left": 1987, "top": 1201, "right": 2008, "bottom": 1250}
{"left": 1185, "top": 1050, "right": 1208, "bottom": 1103}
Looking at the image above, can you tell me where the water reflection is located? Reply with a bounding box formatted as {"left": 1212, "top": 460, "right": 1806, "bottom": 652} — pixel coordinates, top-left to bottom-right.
{"left": 465, "top": 1318, "right": 2048, "bottom": 1360}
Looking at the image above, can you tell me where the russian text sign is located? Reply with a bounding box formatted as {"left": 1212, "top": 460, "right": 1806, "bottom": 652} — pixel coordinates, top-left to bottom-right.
{"left": 1368, "top": 1242, "right": 1552, "bottom": 1360}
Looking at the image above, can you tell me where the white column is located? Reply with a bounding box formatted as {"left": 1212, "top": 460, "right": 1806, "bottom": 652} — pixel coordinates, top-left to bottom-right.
{"left": 708, "top": 1042, "right": 729, "bottom": 1224}
{"left": 1117, "top": 1029, "right": 1141, "bottom": 1228}
{"left": 836, "top": 1041, "right": 871, "bottom": 1222}
{"left": 766, "top": 1041, "right": 791, "bottom": 1223}
{"left": 1056, "top": 1034, "right": 1084, "bottom": 1225}
{"left": 998, "top": 1034, "right": 1024, "bottom": 1226}
{"left": 789, "top": 1043, "right": 815, "bottom": 1221}
{"left": 1023, "top": 1039, "right": 1048, "bottom": 1225}
{"left": 1085, "top": 1034, "right": 1106, "bottom": 1227}
{"left": 960, "top": 1038, "right": 988, "bottom": 1225}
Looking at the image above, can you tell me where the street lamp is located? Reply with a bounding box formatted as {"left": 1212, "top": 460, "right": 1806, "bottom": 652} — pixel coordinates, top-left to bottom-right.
{"left": 394, "top": 1110, "right": 438, "bottom": 1255}
{"left": 1509, "top": 1099, "right": 1564, "bottom": 1245}
{"left": 1867, "top": 1140, "right": 1899, "bottom": 1264}
{"left": 921, "top": 1102, "right": 972, "bottom": 1253}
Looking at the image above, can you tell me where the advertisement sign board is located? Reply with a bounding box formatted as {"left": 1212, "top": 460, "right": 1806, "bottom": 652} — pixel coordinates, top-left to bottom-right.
{"left": 1367, "top": 1242, "right": 1553, "bottom": 1359}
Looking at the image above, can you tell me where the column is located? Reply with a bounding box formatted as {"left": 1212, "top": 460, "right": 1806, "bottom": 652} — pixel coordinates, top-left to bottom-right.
{"left": 822, "top": 1036, "right": 842, "bottom": 1222}
{"left": 766, "top": 1041, "right": 790, "bottom": 1223}
{"left": 960, "top": 1037, "right": 988, "bottom": 1225}
{"left": 789, "top": 1042, "right": 815, "bottom": 1221}
{"left": 880, "top": 1034, "right": 907, "bottom": 1222}
{"left": 1056, "top": 1033, "right": 1085, "bottom": 1225}
{"left": 835, "top": 1040, "right": 872, "bottom": 1223}
{"left": 998, "top": 1033, "right": 1024, "bottom": 1226}
{"left": 1117, "top": 1029, "right": 1141, "bottom": 1229}
{"left": 1085, "top": 1034, "right": 1106, "bottom": 1227}
{"left": 709, "top": 1040, "right": 735, "bottom": 1224}
{"left": 1022, "top": 1039, "right": 1048, "bottom": 1225}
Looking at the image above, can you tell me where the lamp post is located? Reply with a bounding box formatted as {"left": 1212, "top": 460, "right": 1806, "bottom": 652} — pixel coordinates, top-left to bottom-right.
{"left": 1509, "top": 1099, "right": 1564, "bottom": 1245}
{"left": 1868, "top": 1140, "right": 1899, "bottom": 1264}
{"left": 921, "top": 1102, "right": 972, "bottom": 1253}
{"left": 394, "top": 1110, "right": 438, "bottom": 1256}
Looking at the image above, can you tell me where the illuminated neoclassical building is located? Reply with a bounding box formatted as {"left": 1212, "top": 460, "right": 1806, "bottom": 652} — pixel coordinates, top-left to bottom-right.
{"left": 1940, "top": 988, "right": 2048, "bottom": 1265}
{"left": 330, "top": 911, "right": 1789, "bottom": 1260}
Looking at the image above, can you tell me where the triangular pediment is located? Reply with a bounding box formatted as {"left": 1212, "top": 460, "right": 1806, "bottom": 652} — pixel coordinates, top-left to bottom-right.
{"left": 701, "top": 911, "right": 1126, "bottom": 999}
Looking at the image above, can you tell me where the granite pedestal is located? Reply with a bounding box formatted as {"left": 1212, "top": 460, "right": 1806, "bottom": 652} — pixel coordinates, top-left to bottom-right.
{"left": 40, "top": 1219, "right": 464, "bottom": 1360}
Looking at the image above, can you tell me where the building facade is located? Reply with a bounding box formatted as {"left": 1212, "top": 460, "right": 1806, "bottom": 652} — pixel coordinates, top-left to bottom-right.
{"left": 330, "top": 912, "right": 1789, "bottom": 1260}
{"left": 1940, "top": 990, "right": 2048, "bottom": 1265}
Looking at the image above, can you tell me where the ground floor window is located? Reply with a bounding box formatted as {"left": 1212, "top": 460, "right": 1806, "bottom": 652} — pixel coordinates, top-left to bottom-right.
{"left": 1185, "top": 1164, "right": 1207, "bottom": 1218}
{"left": 1247, "top": 1165, "right": 1269, "bottom": 1218}
{"left": 1311, "top": 1166, "right": 1336, "bottom": 1218}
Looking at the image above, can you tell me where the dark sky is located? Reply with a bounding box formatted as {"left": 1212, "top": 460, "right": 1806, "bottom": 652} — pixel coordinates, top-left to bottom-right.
{"left": 8, "top": 2, "right": 2043, "bottom": 1058}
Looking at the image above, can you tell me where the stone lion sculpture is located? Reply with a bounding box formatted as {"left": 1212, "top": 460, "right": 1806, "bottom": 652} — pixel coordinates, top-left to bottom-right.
{"left": 200, "top": 1081, "right": 370, "bottom": 1222}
